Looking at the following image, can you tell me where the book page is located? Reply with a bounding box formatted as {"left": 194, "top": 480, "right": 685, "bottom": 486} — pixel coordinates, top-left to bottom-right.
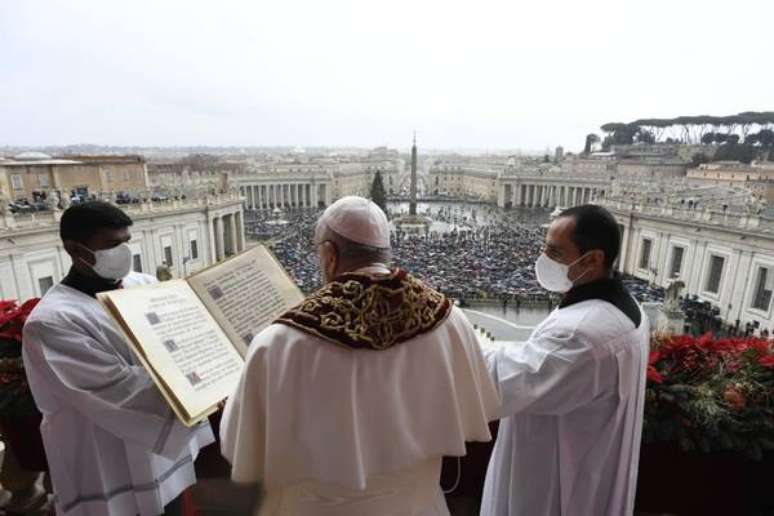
{"left": 98, "top": 280, "right": 244, "bottom": 426}
{"left": 187, "top": 245, "right": 305, "bottom": 356}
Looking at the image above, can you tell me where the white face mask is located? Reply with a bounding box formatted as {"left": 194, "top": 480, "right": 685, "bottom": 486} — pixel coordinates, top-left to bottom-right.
{"left": 534, "top": 252, "right": 590, "bottom": 293}
{"left": 80, "top": 243, "right": 133, "bottom": 281}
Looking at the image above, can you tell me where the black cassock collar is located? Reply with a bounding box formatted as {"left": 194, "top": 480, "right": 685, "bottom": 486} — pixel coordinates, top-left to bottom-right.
{"left": 61, "top": 267, "right": 123, "bottom": 299}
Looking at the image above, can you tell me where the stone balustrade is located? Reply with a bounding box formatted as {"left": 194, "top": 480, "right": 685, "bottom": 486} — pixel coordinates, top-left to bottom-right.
{"left": 601, "top": 199, "right": 774, "bottom": 233}
{"left": 0, "top": 191, "right": 242, "bottom": 233}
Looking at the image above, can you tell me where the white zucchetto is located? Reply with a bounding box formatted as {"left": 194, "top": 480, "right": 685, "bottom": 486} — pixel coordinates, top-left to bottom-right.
{"left": 316, "top": 196, "right": 390, "bottom": 248}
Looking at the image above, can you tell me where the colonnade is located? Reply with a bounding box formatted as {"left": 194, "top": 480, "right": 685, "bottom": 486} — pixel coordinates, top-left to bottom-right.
{"left": 504, "top": 183, "right": 598, "bottom": 208}
{"left": 210, "top": 211, "right": 244, "bottom": 261}
{"left": 239, "top": 183, "right": 328, "bottom": 210}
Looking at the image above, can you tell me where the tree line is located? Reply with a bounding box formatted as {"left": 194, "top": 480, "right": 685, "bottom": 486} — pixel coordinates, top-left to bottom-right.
{"left": 583, "top": 111, "right": 774, "bottom": 163}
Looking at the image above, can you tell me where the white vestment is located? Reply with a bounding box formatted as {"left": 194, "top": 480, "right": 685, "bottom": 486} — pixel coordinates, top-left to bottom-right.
{"left": 480, "top": 299, "right": 649, "bottom": 516}
{"left": 221, "top": 306, "right": 500, "bottom": 516}
{"left": 22, "top": 272, "right": 214, "bottom": 516}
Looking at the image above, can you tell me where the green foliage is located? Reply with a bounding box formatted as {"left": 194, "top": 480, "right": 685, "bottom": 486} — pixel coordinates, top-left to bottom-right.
{"left": 690, "top": 152, "right": 710, "bottom": 167}
{"left": 644, "top": 334, "right": 774, "bottom": 461}
{"left": 748, "top": 129, "right": 774, "bottom": 147}
{"left": 713, "top": 143, "right": 757, "bottom": 163}
{"left": 583, "top": 133, "right": 599, "bottom": 154}
{"left": 369, "top": 170, "right": 387, "bottom": 214}
{"left": 601, "top": 111, "right": 774, "bottom": 145}
{"left": 636, "top": 129, "right": 656, "bottom": 144}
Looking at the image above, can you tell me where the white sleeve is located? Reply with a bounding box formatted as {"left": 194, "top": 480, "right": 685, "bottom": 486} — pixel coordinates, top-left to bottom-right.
{"left": 220, "top": 339, "right": 267, "bottom": 483}
{"left": 23, "top": 319, "right": 198, "bottom": 460}
{"left": 481, "top": 329, "right": 616, "bottom": 417}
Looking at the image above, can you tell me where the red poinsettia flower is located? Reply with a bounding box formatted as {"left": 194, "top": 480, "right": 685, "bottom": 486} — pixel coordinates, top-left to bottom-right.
{"left": 723, "top": 384, "right": 747, "bottom": 411}
{"left": 749, "top": 339, "right": 772, "bottom": 355}
{"left": 17, "top": 298, "right": 40, "bottom": 323}
{"left": 0, "top": 298, "right": 41, "bottom": 343}
{"left": 758, "top": 354, "right": 774, "bottom": 369}
{"left": 647, "top": 366, "right": 664, "bottom": 384}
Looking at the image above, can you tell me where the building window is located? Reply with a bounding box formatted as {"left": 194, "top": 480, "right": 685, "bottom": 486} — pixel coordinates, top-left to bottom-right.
{"left": 39, "top": 175, "right": 49, "bottom": 188}
{"left": 639, "top": 239, "right": 652, "bottom": 269}
{"left": 38, "top": 276, "right": 54, "bottom": 296}
{"left": 751, "top": 267, "right": 773, "bottom": 312}
{"left": 164, "top": 246, "right": 173, "bottom": 267}
{"left": 705, "top": 255, "right": 725, "bottom": 294}
{"left": 670, "top": 247, "right": 684, "bottom": 278}
{"left": 190, "top": 239, "right": 199, "bottom": 260}
{"left": 11, "top": 174, "right": 23, "bottom": 190}
{"left": 133, "top": 254, "right": 143, "bottom": 273}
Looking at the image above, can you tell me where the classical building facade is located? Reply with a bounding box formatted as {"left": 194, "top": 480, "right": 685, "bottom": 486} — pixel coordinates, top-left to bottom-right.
{"left": 0, "top": 192, "right": 245, "bottom": 301}
{"left": 0, "top": 153, "right": 148, "bottom": 202}
{"left": 237, "top": 167, "right": 333, "bottom": 210}
{"left": 601, "top": 190, "right": 774, "bottom": 331}
{"left": 686, "top": 161, "right": 774, "bottom": 202}
{"left": 234, "top": 154, "right": 402, "bottom": 210}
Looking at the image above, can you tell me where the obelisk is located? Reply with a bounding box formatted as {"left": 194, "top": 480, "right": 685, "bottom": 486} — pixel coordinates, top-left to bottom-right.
{"left": 409, "top": 132, "right": 417, "bottom": 216}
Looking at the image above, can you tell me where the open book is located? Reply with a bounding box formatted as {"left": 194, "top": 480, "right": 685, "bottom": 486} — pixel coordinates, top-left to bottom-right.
{"left": 97, "top": 245, "right": 305, "bottom": 426}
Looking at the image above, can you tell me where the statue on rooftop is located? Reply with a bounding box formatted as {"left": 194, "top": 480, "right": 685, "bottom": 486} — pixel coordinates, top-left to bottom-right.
{"left": 0, "top": 191, "right": 10, "bottom": 217}
{"left": 663, "top": 279, "right": 685, "bottom": 313}
{"left": 156, "top": 263, "right": 173, "bottom": 281}
{"left": 48, "top": 190, "right": 61, "bottom": 211}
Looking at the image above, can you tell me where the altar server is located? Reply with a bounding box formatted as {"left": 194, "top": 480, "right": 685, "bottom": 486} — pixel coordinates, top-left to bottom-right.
{"left": 221, "top": 196, "right": 499, "bottom": 516}
{"left": 480, "top": 204, "right": 649, "bottom": 516}
{"left": 23, "top": 201, "right": 213, "bottom": 516}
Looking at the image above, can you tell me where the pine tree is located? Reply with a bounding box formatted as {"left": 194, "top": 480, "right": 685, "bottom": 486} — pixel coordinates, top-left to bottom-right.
{"left": 370, "top": 171, "right": 388, "bottom": 215}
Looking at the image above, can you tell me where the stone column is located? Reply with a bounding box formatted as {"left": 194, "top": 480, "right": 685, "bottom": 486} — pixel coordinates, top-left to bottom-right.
{"left": 215, "top": 217, "right": 225, "bottom": 261}
{"left": 228, "top": 214, "right": 237, "bottom": 255}
{"left": 235, "top": 211, "right": 244, "bottom": 252}
{"left": 207, "top": 217, "right": 217, "bottom": 264}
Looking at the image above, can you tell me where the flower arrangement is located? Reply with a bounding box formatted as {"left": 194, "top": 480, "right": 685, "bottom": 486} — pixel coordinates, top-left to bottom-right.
{"left": 0, "top": 297, "right": 50, "bottom": 472}
{"left": 644, "top": 332, "right": 774, "bottom": 460}
{"left": 0, "top": 298, "right": 40, "bottom": 417}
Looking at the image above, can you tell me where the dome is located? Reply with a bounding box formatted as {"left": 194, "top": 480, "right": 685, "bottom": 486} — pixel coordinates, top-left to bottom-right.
{"left": 13, "top": 151, "right": 52, "bottom": 161}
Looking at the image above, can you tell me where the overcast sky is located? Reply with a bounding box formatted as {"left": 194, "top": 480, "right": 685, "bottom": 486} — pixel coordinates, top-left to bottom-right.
{"left": 1, "top": 0, "right": 771, "bottom": 152}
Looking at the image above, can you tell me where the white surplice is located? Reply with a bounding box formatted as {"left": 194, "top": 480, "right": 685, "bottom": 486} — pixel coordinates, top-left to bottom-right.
{"left": 220, "top": 305, "right": 500, "bottom": 516}
{"left": 479, "top": 299, "right": 649, "bottom": 516}
{"left": 22, "top": 272, "right": 214, "bottom": 516}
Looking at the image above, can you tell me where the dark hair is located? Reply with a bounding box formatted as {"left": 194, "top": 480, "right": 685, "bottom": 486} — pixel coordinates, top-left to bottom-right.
{"left": 60, "top": 201, "right": 133, "bottom": 242}
{"left": 559, "top": 204, "right": 620, "bottom": 269}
